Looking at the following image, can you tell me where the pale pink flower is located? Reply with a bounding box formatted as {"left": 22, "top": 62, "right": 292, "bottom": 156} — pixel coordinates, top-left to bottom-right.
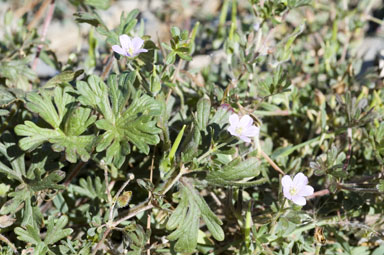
{"left": 282, "top": 172, "right": 314, "bottom": 206}
{"left": 227, "top": 114, "right": 260, "bottom": 143}
{"left": 112, "top": 35, "right": 148, "bottom": 58}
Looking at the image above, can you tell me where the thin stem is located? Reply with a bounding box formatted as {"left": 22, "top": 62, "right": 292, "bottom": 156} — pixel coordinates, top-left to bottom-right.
{"left": 103, "top": 164, "right": 113, "bottom": 205}
{"left": 197, "top": 139, "right": 236, "bottom": 162}
{"left": 147, "top": 148, "right": 156, "bottom": 255}
{"left": 32, "top": 0, "right": 55, "bottom": 72}
{"left": 27, "top": 0, "right": 51, "bottom": 29}
{"left": 260, "top": 150, "right": 285, "bottom": 175}
{"left": 160, "top": 166, "right": 186, "bottom": 196}
{"left": 307, "top": 189, "right": 330, "bottom": 199}
{"left": 101, "top": 54, "right": 114, "bottom": 80}
{"left": 0, "top": 233, "right": 18, "bottom": 254}
{"left": 91, "top": 228, "right": 111, "bottom": 255}
{"left": 115, "top": 176, "right": 134, "bottom": 202}
{"left": 343, "top": 128, "right": 353, "bottom": 171}
{"left": 64, "top": 161, "right": 87, "bottom": 187}
{"left": 108, "top": 174, "right": 134, "bottom": 223}
{"left": 269, "top": 198, "right": 286, "bottom": 234}
{"left": 92, "top": 164, "right": 186, "bottom": 254}
{"left": 111, "top": 202, "right": 154, "bottom": 227}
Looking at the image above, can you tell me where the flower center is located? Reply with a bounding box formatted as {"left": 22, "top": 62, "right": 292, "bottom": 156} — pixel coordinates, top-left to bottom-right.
{"left": 235, "top": 127, "right": 244, "bottom": 135}
{"left": 289, "top": 187, "right": 298, "bottom": 196}
{"left": 126, "top": 47, "right": 134, "bottom": 55}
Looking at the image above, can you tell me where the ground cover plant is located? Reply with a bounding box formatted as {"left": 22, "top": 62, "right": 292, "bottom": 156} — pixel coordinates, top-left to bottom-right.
{"left": 1, "top": 0, "right": 384, "bottom": 254}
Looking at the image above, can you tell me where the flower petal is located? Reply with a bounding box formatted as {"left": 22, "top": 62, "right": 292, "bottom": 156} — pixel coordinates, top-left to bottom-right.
{"left": 132, "top": 37, "right": 145, "bottom": 49}
{"left": 239, "top": 135, "right": 251, "bottom": 143}
{"left": 227, "top": 126, "right": 238, "bottom": 136}
{"left": 239, "top": 115, "right": 253, "bottom": 127}
{"left": 281, "top": 175, "right": 293, "bottom": 189}
{"left": 229, "top": 114, "right": 240, "bottom": 127}
{"left": 283, "top": 187, "right": 292, "bottom": 200}
{"left": 136, "top": 48, "right": 148, "bottom": 53}
{"left": 119, "top": 34, "right": 131, "bottom": 50}
{"left": 297, "top": 185, "right": 314, "bottom": 197}
{"left": 112, "top": 45, "right": 126, "bottom": 55}
{"left": 291, "top": 195, "right": 306, "bottom": 206}
{"left": 293, "top": 172, "right": 308, "bottom": 189}
{"left": 242, "top": 126, "right": 260, "bottom": 137}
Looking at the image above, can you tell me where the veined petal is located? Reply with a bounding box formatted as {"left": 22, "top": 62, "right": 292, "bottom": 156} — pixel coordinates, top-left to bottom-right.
{"left": 112, "top": 45, "right": 126, "bottom": 55}
{"left": 242, "top": 126, "right": 260, "bottom": 137}
{"left": 281, "top": 175, "right": 293, "bottom": 189}
{"left": 283, "top": 187, "right": 292, "bottom": 200}
{"left": 293, "top": 172, "right": 308, "bottom": 189}
{"left": 229, "top": 114, "right": 240, "bottom": 127}
{"left": 132, "top": 37, "right": 145, "bottom": 50}
{"left": 291, "top": 195, "right": 306, "bottom": 206}
{"left": 227, "top": 126, "right": 237, "bottom": 136}
{"left": 136, "top": 48, "right": 148, "bottom": 53}
{"left": 239, "top": 115, "right": 253, "bottom": 127}
{"left": 297, "top": 185, "right": 314, "bottom": 197}
{"left": 119, "top": 34, "right": 131, "bottom": 50}
{"left": 239, "top": 135, "right": 251, "bottom": 143}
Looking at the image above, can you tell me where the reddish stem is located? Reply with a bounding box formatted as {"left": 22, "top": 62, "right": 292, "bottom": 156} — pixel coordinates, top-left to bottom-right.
{"left": 32, "top": 0, "right": 55, "bottom": 72}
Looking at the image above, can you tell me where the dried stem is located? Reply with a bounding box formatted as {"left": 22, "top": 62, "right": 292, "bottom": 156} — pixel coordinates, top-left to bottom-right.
{"left": 307, "top": 189, "right": 330, "bottom": 199}
{"left": 32, "top": 0, "right": 55, "bottom": 71}
{"left": 15, "top": 0, "right": 41, "bottom": 19}
{"left": 91, "top": 165, "right": 186, "bottom": 254}
{"left": 91, "top": 228, "right": 111, "bottom": 255}
{"left": 343, "top": 128, "right": 353, "bottom": 172}
{"left": 101, "top": 54, "right": 114, "bottom": 80}
{"left": 64, "top": 161, "right": 87, "bottom": 187}
{"left": 259, "top": 150, "right": 285, "bottom": 175}
{"left": 109, "top": 175, "right": 134, "bottom": 222}
{"left": 103, "top": 163, "right": 113, "bottom": 205}
{"left": 111, "top": 202, "right": 154, "bottom": 228}
{"left": 27, "top": 0, "right": 51, "bottom": 29}
{"left": 0, "top": 233, "right": 18, "bottom": 254}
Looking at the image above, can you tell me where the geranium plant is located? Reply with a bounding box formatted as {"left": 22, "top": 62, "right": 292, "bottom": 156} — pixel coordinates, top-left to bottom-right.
{"left": 0, "top": 0, "right": 384, "bottom": 254}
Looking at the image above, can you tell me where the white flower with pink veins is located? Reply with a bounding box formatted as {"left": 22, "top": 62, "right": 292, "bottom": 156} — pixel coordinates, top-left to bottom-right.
{"left": 112, "top": 34, "right": 148, "bottom": 58}
{"left": 227, "top": 114, "right": 260, "bottom": 143}
{"left": 282, "top": 172, "right": 314, "bottom": 206}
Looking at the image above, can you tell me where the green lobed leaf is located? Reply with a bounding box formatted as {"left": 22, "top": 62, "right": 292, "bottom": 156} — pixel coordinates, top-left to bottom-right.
{"left": 94, "top": 92, "right": 162, "bottom": 166}
{"left": 70, "top": 176, "right": 107, "bottom": 200}
{"left": 166, "top": 185, "right": 224, "bottom": 253}
{"left": 15, "top": 224, "right": 42, "bottom": 245}
{"left": 15, "top": 86, "right": 96, "bottom": 163}
{"left": 44, "top": 216, "right": 73, "bottom": 245}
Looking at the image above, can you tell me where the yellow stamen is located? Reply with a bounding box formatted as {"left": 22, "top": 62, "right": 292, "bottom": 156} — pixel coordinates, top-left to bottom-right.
{"left": 289, "top": 187, "right": 298, "bottom": 196}
{"left": 235, "top": 127, "right": 244, "bottom": 135}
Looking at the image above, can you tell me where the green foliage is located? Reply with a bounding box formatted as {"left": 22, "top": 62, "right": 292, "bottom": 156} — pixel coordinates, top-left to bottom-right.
{"left": 1, "top": 0, "right": 384, "bottom": 254}
{"left": 162, "top": 25, "right": 197, "bottom": 64}
{"left": 15, "top": 216, "right": 73, "bottom": 255}
{"left": 77, "top": 74, "right": 162, "bottom": 167}
{"left": 166, "top": 185, "right": 224, "bottom": 253}
{"left": 15, "top": 86, "right": 96, "bottom": 163}
{"left": 207, "top": 157, "right": 265, "bottom": 187}
{"left": 70, "top": 176, "right": 106, "bottom": 200}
